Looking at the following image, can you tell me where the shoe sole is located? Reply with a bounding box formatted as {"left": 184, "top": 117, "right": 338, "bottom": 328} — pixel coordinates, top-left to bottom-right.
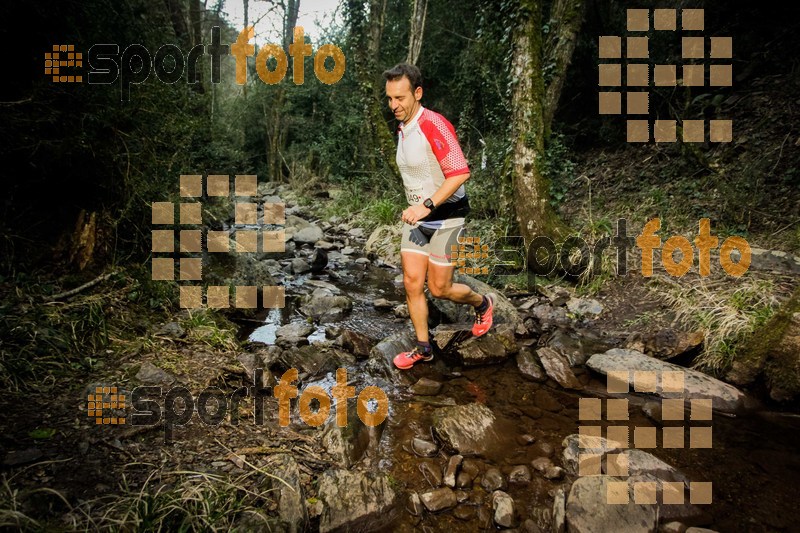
{"left": 394, "top": 354, "right": 434, "bottom": 370}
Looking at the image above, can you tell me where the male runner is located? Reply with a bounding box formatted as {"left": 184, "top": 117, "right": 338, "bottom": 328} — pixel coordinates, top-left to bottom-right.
{"left": 383, "top": 63, "right": 494, "bottom": 370}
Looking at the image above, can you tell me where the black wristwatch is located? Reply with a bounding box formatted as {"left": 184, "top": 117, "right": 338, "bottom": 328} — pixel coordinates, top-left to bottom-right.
{"left": 423, "top": 198, "right": 435, "bottom": 210}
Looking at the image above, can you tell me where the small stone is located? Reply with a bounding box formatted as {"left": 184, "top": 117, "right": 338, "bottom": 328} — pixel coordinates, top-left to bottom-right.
{"left": 419, "top": 487, "right": 457, "bottom": 512}
{"left": 444, "top": 455, "right": 463, "bottom": 487}
{"left": 456, "top": 471, "right": 474, "bottom": 489}
{"left": 492, "top": 490, "right": 517, "bottom": 528}
{"left": 411, "top": 438, "right": 439, "bottom": 458}
{"left": 348, "top": 228, "right": 365, "bottom": 238}
{"left": 291, "top": 258, "right": 311, "bottom": 274}
{"left": 341, "top": 246, "right": 355, "bottom": 255}
{"left": 455, "top": 490, "right": 470, "bottom": 503}
{"left": 355, "top": 257, "right": 370, "bottom": 265}
{"left": 543, "top": 466, "right": 564, "bottom": 480}
{"left": 315, "top": 240, "right": 335, "bottom": 250}
{"left": 394, "top": 304, "right": 410, "bottom": 318}
{"left": 531, "top": 457, "right": 554, "bottom": 472}
{"left": 509, "top": 465, "right": 531, "bottom": 485}
{"left": 373, "top": 298, "right": 394, "bottom": 309}
{"left": 481, "top": 467, "right": 507, "bottom": 492}
{"left": 410, "top": 377, "right": 443, "bottom": 396}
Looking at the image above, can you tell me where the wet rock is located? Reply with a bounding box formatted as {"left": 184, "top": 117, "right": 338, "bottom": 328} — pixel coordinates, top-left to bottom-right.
{"left": 373, "top": 298, "right": 394, "bottom": 309}
{"left": 456, "top": 324, "right": 518, "bottom": 366}
{"left": 566, "top": 476, "right": 657, "bottom": 533}
{"left": 546, "top": 328, "right": 591, "bottom": 367}
{"left": 456, "top": 471, "right": 474, "bottom": 489}
{"left": 561, "top": 434, "right": 622, "bottom": 476}
{"left": 553, "top": 488, "right": 566, "bottom": 533}
{"left": 367, "top": 332, "right": 417, "bottom": 382}
{"left": 410, "top": 377, "right": 443, "bottom": 396}
{"left": 394, "top": 304, "right": 410, "bottom": 318}
{"left": 267, "top": 454, "right": 307, "bottom": 532}
{"left": 508, "top": 465, "right": 531, "bottom": 485}
{"left": 419, "top": 460, "right": 443, "bottom": 487}
{"left": 531, "top": 457, "right": 554, "bottom": 473}
{"left": 659, "top": 522, "right": 687, "bottom": 533}
{"left": 291, "top": 258, "right": 311, "bottom": 274}
{"left": 492, "top": 490, "right": 517, "bottom": 528}
{"left": 586, "top": 349, "right": 747, "bottom": 413}
{"left": 276, "top": 322, "right": 314, "bottom": 340}
{"left": 517, "top": 348, "right": 547, "bottom": 382}
{"left": 544, "top": 466, "right": 565, "bottom": 480}
{"left": 293, "top": 225, "right": 324, "bottom": 244}
{"left": 420, "top": 487, "right": 457, "bottom": 512}
{"left": 531, "top": 304, "right": 569, "bottom": 327}
{"left": 411, "top": 438, "right": 439, "bottom": 458}
{"left": 300, "top": 288, "right": 353, "bottom": 321}
{"left": 477, "top": 505, "right": 493, "bottom": 527}
{"left": 237, "top": 352, "right": 274, "bottom": 388}
{"left": 685, "top": 528, "right": 719, "bottom": 533}
{"left": 3, "top": 448, "right": 43, "bottom": 466}
{"left": 136, "top": 361, "right": 176, "bottom": 386}
{"left": 317, "top": 469, "right": 396, "bottom": 532}
{"left": 341, "top": 329, "right": 373, "bottom": 358}
{"left": 315, "top": 240, "right": 336, "bottom": 250}
{"left": 605, "top": 449, "right": 689, "bottom": 484}
{"left": 533, "top": 389, "right": 562, "bottom": 412}
{"left": 444, "top": 454, "right": 463, "bottom": 487}
{"left": 341, "top": 246, "right": 355, "bottom": 255}
{"left": 429, "top": 274, "right": 522, "bottom": 328}
{"left": 481, "top": 467, "right": 507, "bottom": 492}
{"left": 453, "top": 504, "right": 476, "bottom": 521}
{"left": 407, "top": 492, "right": 424, "bottom": 516}
{"left": 278, "top": 344, "right": 355, "bottom": 378}
{"left": 432, "top": 403, "right": 500, "bottom": 456}
{"left": 536, "top": 347, "right": 582, "bottom": 390}
{"left": 321, "top": 407, "right": 384, "bottom": 468}
{"left": 566, "top": 298, "right": 603, "bottom": 316}
{"left": 455, "top": 490, "right": 469, "bottom": 503}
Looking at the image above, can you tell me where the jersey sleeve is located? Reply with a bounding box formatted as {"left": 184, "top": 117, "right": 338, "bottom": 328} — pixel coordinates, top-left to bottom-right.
{"left": 419, "top": 111, "right": 470, "bottom": 178}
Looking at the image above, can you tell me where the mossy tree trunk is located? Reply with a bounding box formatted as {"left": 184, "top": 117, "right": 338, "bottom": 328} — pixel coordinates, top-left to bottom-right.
{"left": 510, "top": 0, "right": 582, "bottom": 245}
{"left": 347, "top": 0, "right": 400, "bottom": 179}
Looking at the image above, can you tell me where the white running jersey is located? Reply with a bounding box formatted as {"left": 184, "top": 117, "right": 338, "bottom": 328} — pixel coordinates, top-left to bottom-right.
{"left": 396, "top": 106, "right": 470, "bottom": 229}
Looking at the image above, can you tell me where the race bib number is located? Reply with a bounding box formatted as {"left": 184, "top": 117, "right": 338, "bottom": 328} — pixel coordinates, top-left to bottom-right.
{"left": 405, "top": 187, "right": 423, "bottom": 205}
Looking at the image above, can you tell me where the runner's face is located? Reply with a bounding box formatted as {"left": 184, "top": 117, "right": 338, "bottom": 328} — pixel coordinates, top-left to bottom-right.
{"left": 386, "top": 77, "right": 422, "bottom": 123}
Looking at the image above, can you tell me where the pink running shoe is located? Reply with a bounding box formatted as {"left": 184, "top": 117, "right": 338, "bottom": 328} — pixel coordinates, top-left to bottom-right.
{"left": 393, "top": 346, "right": 434, "bottom": 369}
{"left": 471, "top": 294, "right": 494, "bottom": 337}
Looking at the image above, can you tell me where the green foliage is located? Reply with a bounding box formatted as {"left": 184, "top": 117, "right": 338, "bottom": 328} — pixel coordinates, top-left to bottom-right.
{"left": 542, "top": 133, "right": 577, "bottom": 208}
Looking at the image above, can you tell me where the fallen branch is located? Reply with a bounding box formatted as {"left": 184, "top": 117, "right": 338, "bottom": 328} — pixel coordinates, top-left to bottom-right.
{"left": 45, "top": 271, "right": 116, "bottom": 302}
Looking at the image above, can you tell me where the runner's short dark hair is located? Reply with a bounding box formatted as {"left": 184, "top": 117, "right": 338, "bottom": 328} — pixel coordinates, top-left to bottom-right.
{"left": 383, "top": 63, "right": 423, "bottom": 90}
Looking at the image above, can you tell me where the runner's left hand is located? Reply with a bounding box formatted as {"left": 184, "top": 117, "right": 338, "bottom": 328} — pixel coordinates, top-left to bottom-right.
{"left": 401, "top": 204, "right": 431, "bottom": 225}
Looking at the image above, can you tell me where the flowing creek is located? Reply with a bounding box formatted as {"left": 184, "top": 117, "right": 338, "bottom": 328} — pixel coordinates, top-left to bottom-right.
{"left": 236, "top": 242, "right": 800, "bottom": 532}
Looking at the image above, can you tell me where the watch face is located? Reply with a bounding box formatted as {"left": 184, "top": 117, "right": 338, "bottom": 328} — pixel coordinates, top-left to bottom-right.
{"left": 424, "top": 199, "right": 434, "bottom": 209}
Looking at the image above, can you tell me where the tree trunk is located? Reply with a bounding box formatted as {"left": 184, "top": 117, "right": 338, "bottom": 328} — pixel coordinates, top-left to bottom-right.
{"left": 188, "top": 0, "right": 204, "bottom": 91}
{"left": 164, "top": 0, "right": 189, "bottom": 46}
{"left": 346, "top": 0, "right": 400, "bottom": 178}
{"left": 406, "top": 0, "right": 428, "bottom": 65}
{"left": 510, "top": 0, "right": 570, "bottom": 246}
{"left": 543, "top": 0, "right": 585, "bottom": 135}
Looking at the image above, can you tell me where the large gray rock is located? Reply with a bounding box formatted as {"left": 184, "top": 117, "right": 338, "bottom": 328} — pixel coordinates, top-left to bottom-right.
{"left": 267, "top": 454, "right": 307, "bottom": 532}
{"left": 566, "top": 476, "right": 657, "bottom": 533}
{"left": 429, "top": 274, "right": 522, "bottom": 328}
{"left": 278, "top": 344, "right": 356, "bottom": 378}
{"left": 300, "top": 288, "right": 353, "bottom": 321}
{"left": 135, "top": 361, "right": 176, "bottom": 386}
{"left": 276, "top": 322, "right": 314, "bottom": 339}
{"left": 536, "top": 346, "right": 582, "bottom": 389}
{"left": 321, "top": 404, "right": 385, "bottom": 468}
{"left": 517, "top": 348, "right": 548, "bottom": 382}
{"left": 366, "top": 331, "right": 417, "bottom": 382}
{"left": 561, "top": 434, "right": 622, "bottom": 476}
{"left": 456, "top": 324, "right": 518, "bottom": 366}
{"left": 586, "top": 348, "right": 747, "bottom": 413}
{"left": 293, "top": 225, "right": 325, "bottom": 244}
{"left": 317, "top": 469, "right": 397, "bottom": 532}
{"left": 432, "top": 403, "right": 501, "bottom": 456}
{"left": 365, "top": 224, "right": 402, "bottom": 265}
